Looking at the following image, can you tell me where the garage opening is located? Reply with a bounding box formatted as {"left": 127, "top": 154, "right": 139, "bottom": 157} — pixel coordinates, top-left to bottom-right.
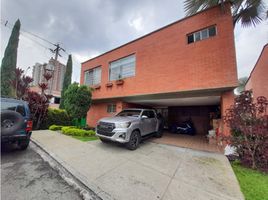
{"left": 125, "top": 94, "right": 223, "bottom": 152}
{"left": 153, "top": 105, "right": 221, "bottom": 152}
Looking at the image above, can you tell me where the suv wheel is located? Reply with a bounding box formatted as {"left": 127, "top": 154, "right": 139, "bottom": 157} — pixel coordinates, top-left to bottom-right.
{"left": 126, "top": 130, "right": 141, "bottom": 150}
{"left": 1, "top": 110, "right": 24, "bottom": 135}
{"left": 18, "top": 139, "right": 30, "bottom": 150}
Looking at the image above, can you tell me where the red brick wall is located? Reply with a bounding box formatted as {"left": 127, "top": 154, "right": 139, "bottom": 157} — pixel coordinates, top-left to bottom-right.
{"left": 220, "top": 90, "right": 235, "bottom": 136}
{"left": 87, "top": 101, "right": 150, "bottom": 126}
{"left": 87, "top": 101, "right": 121, "bottom": 127}
{"left": 81, "top": 5, "right": 237, "bottom": 100}
{"left": 245, "top": 44, "right": 268, "bottom": 99}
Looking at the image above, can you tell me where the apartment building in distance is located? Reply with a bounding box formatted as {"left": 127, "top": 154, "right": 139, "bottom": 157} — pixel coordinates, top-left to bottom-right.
{"left": 81, "top": 4, "right": 238, "bottom": 139}
{"left": 31, "top": 58, "right": 66, "bottom": 106}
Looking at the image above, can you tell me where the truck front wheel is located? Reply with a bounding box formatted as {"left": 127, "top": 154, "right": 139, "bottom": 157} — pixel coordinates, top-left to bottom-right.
{"left": 126, "top": 130, "right": 141, "bottom": 150}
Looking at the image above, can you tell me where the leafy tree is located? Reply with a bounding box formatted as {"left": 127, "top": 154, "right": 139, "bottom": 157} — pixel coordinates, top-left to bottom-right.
{"left": 64, "top": 83, "right": 92, "bottom": 119}
{"left": 184, "top": 0, "right": 267, "bottom": 27}
{"left": 1, "top": 19, "right": 21, "bottom": 97}
{"left": 11, "top": 68, "right": 33, "bottom": 99}
{"left": 24, "top": 71, "right": 53, "bottom": 130}
{"left": 11, "top": 67, "right": 52, "bottom": 129}
{"left": 224, "top": 91, "right": 268, "bottom": 171}
{"left": 59, "top": 54, "right": 72, "bottom": 109}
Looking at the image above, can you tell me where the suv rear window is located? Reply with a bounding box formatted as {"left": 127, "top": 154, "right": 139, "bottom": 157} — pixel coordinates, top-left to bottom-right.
{"left": 1, "top": 102, "right": 26, "bottom": 116}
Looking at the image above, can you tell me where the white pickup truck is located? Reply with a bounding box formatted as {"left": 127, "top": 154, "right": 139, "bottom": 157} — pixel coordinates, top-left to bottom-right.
{"left": 96, "top": 108, "right": 163, "bottom": 150}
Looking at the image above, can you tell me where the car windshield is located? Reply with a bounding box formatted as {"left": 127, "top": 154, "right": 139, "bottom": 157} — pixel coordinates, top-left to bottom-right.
{"left": 1, "top": 101, "right": 26, "bottom": 116}
{"left": 116, "top": 110, "right": 142, "bottom": 117}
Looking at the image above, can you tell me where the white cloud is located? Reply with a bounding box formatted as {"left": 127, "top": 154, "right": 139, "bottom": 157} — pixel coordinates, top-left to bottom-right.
{"left": 128, "top": 15, "right": 144, "bottom": 32}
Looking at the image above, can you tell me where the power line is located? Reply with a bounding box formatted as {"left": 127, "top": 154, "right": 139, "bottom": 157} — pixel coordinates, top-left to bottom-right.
{"left": 1, "top": 21, "right": 51, "bottom": 51}
{"left": 1, "top": 19, "right": 67, "bottom": 62}
{"left": 1, "top": 19, "right": 55, "bottom": 45}
{"left": 1, "top": 19, "right": 81, "bottom": 66}
{"left": 49, "top": 43, "right": 66, "bottom": 61}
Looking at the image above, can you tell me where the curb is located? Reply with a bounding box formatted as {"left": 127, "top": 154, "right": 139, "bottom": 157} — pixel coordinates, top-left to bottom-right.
{"left": 30, "top": 138, "right": 115, "bottom": 200}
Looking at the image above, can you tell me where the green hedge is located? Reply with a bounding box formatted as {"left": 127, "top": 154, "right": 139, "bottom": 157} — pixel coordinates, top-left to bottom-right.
{"left": 49, "top": 125, "right": 96, "bottom": 137}
{"left": 41, "top": 108, "right": 72, "bottom": 129}
{"left": 49, "top": 125, "right": 63, "bottom": 131}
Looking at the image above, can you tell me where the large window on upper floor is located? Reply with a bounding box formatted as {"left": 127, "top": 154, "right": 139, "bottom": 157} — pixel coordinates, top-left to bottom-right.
{"left": 84, "top": 66, "right": 101, "bottom": 86}
{"left": 109, "top": 54, "right": 136, "bottom": 81}
{"left": 187, "top": 26, "right": 216, "bottom": 44}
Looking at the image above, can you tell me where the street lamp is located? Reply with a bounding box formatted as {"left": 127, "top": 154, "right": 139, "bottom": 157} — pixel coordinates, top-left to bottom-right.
{"left": 45, "top": 63, "right": 55, "bottom": 95}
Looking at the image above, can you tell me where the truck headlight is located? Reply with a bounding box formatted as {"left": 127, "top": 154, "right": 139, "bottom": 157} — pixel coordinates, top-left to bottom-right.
{"left": 116, "top": 122, "right": 131, "bottom": 128}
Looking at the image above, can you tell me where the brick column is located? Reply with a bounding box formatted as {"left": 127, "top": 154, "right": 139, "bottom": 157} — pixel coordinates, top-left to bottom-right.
{"left": 220, "top": 90, "right": 235, "bottom": 136}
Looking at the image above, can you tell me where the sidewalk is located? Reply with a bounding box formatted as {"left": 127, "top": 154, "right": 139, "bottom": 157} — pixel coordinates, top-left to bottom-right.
{"left": 31, "top": 130, "right": 244, "bottom": 200}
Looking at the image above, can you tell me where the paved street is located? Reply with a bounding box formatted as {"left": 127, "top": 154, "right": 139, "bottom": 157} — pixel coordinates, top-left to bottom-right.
{"left": 1, "top": 144, "right": 82, "bottom": 200}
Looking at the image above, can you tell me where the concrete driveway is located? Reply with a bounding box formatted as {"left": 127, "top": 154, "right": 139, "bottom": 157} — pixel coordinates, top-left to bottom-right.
{"left": 32, "top": 130, "right": 244, "bottom": 200}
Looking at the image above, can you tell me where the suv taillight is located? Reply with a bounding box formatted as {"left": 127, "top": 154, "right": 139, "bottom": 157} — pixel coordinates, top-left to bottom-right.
{"left": 26, "top": 120, "right": 33, "bottom": 132}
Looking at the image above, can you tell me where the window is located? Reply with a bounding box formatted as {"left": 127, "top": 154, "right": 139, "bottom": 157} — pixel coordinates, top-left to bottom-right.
{"left": 116, "top": 109, "right": 141, "bottom": 117}
{"left": 1, "top": 102, "right": 26, "bottom": 116}
{"left": 187, "top": 26, "right": 216, "bottom": 44}
{"left": 16, "top": 105, "right": 26, "bottom": 116}
{"left": 84, "top": 66, "right": 101, "bottom": 86}
{"left": 142, "top": 110, "right": 155, "bottom": 118}
{"left": 109, "top": 54, "right": 136, "bottom": 80}
{"left": 107, "top": 104, "right": 116, "bottom": 113}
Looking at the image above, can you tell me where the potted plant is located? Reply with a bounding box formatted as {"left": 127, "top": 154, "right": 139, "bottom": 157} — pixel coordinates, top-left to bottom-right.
{"left": 106, "top": 82, "right": 113, "bottom": 87}
{"left": 115, "top": 75, "right": 124, "bottom": 85}
{"left": 93, "top": 84, "right": 101, "bottom": 89}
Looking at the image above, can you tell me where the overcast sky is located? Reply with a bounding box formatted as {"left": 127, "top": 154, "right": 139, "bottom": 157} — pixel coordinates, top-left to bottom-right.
{"left": 1, "top": 0, "right": 268, "bottom": 82}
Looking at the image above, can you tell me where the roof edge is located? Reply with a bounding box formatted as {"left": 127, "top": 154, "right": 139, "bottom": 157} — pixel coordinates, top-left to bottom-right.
{"left": 245, "top": 43, "right": 268, "bottom": 86}
{"left": 81, "top": 3, "right": 229, "bottom": 65}
{"left": 91, "top": 86, "right": 236, "bottom": 103}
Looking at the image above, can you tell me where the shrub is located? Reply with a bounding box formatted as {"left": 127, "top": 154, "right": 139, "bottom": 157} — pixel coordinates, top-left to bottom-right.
{"left": 224, "top": 91, "right": 268, "bottom": 172}
{"left": 49, "top": 125, "right": 63, "bottom": 131}
{"left": 88, "top": 130, "right": 95, "bottom": 136}
{"left": 40, "top": 108, "right": 72, "bottom": 129}
{"left": 61, "top": 126, "right": 96, "bottom": 137}
{"left": 64, "top": 83, "right": 92, "bottom": 119}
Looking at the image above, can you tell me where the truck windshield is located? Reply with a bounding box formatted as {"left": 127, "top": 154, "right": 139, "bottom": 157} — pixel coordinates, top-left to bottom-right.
{"left": 116, "top": 110, "right": 141, "bottom": 117}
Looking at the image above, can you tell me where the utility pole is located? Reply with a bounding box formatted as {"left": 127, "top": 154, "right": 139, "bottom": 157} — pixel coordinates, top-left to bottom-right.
{"left": 48, "top": 43, "right": 66, "bottom": 98}
{"left": 50, "top": 43, "right": 65, "bottom": 61}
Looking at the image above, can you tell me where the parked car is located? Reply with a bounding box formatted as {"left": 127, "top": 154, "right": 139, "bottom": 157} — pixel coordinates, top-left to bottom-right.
{"left": 96, "top": 109, "right": 162, "bottom": 150}
{"left": 1, "top": 97, "right": 33, "bottom": 150}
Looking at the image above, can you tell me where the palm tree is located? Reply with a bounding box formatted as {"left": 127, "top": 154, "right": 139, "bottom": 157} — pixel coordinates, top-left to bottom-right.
{"left": 184, "top": 0, "right": 267, "bottom": 27}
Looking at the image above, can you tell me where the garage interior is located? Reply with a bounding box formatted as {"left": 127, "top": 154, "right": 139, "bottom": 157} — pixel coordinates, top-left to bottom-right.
{"left": 125, "top": 93, "right": 223, "bottom": 153}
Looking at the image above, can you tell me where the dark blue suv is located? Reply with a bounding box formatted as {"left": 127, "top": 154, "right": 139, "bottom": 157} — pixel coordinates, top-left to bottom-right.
{"left": 1, "top": 97, "right": 33, "bottom": 150}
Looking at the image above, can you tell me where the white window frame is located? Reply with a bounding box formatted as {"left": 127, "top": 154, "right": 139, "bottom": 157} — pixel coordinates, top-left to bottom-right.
{"left": 187, "top": 26, "right": 217, "bottom": 44}
{"left": 107, "top": 104, "right": 116, "bottom": 113}
{"left": 84, "top": 66, "right": 102, "bottom": 86}
{"left": 109, "top": 54, "right": 136, "bottom": 81}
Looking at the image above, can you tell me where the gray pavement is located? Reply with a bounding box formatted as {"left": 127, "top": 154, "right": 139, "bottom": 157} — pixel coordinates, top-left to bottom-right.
{"left": 1, "top": 144, "right": 82, "bottom": 200}
{"left": 32, "top": 130, "right": 245, "bottom": 200}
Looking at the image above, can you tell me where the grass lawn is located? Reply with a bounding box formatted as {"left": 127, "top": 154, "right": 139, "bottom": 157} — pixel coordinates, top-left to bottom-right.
{"left": 71, "top": 135, "right": 99, "bottom": 142}
{"left": 231, "top": 162, "right": 268, "bottom": 200}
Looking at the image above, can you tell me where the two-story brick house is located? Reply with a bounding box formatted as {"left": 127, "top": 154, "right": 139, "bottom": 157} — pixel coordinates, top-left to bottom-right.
{"left": 245, "top": 43, "right": 268, "bottom": 99}
{"left": 81, "top": 4, "right": 238, "bottom": 138}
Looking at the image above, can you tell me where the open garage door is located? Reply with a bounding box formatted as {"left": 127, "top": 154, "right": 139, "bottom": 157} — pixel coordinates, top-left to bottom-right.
{"left": 168, "top": 105, "right": 220, "bottom": 136}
